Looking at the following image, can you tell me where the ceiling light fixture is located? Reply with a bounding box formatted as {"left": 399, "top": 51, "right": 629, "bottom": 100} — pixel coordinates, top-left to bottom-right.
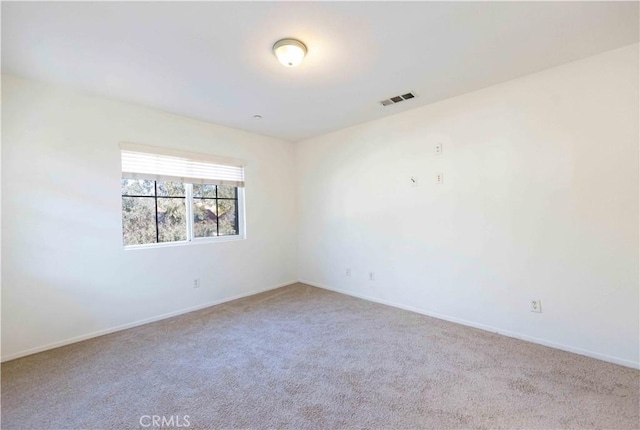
{"left": 273, "top": 38, "right": 307, "bottom": 67}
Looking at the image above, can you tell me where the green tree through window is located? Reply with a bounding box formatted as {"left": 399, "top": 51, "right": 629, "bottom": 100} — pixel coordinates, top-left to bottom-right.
{"left": 121, "top": 179, "right": 240, "bottom": 246}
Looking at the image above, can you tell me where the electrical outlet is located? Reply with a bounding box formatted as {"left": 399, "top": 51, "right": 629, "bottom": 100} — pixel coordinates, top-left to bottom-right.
{"left": 369, "top": 272, "right": 375, "bottom": 281}
{"left": 435, "top": 172, "right": 444, "bottom": 184}
{"left": 530, "top": 299, "right": 542, "bottom": 313}
{"left": 193, "top": 278, "right": 200, "bottom": 288}
{"left": 346, "top": 268, "right": 351, "bottom": 277}
{"left": 435, "top": 143, "right": 443, "bottom": 155}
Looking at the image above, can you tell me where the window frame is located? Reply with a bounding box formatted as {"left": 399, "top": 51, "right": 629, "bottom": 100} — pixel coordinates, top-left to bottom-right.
{"left": 122, "top": 181, "right": 246, "bottom": 250}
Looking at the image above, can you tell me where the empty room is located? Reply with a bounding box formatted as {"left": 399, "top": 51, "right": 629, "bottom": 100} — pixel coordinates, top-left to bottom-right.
{"left": 1, "top": 1, "right": 639, "bottom": 429}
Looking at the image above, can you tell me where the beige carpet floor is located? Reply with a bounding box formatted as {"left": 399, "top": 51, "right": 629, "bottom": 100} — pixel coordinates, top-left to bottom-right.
{"left": 2, "top": 283, "right": 639, "bottom": 429}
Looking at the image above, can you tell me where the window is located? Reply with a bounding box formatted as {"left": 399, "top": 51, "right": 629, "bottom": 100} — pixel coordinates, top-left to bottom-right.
{"left": 120, "top": 143, "right": 245, "bottom": 247}
{"left": 192, "top": 184, "right": 239, "bottom": 238}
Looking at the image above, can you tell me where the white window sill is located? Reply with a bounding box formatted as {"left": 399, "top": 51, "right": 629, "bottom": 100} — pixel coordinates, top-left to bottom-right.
{"left": 124, "top": 235, "right": 245, "bottom": 250}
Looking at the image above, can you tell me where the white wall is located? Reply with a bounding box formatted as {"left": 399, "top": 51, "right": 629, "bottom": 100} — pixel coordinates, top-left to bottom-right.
{"left": 1, "top": 75, "right": 298, "bottom": 361}
{"left": 296, "top": 44, "right": 640, "bottom": 368}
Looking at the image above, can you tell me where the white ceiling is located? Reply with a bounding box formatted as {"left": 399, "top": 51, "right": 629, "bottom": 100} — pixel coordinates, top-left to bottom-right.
{"left": 2, "top": 2, "right": 638, "bottom": 142}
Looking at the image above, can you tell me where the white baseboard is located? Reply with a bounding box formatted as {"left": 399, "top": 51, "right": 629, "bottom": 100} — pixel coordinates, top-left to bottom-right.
{"left": 1, "top": 280, "right": 297, "bottom": 363}
{"left": 301, "top": 279, "right": 640, "bottom": 370}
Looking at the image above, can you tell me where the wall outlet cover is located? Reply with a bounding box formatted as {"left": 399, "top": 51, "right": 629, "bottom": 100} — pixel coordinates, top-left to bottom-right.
{"left": 531, "top": 299, "right": 542, "bottom": 313}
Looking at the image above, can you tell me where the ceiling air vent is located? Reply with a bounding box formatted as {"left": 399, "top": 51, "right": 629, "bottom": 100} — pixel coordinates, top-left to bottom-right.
{"left": 379, "top": 92, "right": 416, "bottom": 107}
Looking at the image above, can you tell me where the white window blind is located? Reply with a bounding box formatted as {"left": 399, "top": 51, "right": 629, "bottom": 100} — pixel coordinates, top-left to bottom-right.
{"left": 120, "top": 143, "right": 245, "bottom": 187}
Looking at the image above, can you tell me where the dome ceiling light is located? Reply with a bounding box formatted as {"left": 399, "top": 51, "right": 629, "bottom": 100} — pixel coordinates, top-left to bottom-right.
{"left": 273, "top": 38, "right": 307, "bottom": 67}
